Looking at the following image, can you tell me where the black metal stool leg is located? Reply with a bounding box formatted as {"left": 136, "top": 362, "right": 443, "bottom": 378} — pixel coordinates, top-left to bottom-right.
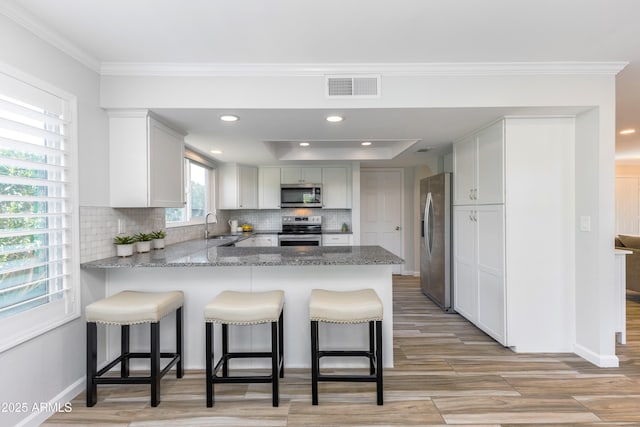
{"left": 150, "top": 322, "right": 160, "bottom": 407}
{"left": 176, "top": 307, "right": 183, "bottom": 378}
{"left": 279, "top": 310, "right": 284, "bottom": 378}
{"left": 311, "top": 320, "right": 319, "bottom": 405}
{"left": 368, "top": 321, "right": 375, "bottom": 375}
{"left": 121, "top": 325, "right": 130, "bottom": 378}
{"left": 86, "top": 322, "right": 97, "bottom": 407}
{"left": 271, "top": 320, "right": 279, "bottom": 407}
{"left": 206, "top": 322, "right": 214, "bottom": 407}
{"left": 222, "top": 323, "right": 229, "bottom": 377}
{"left": 376, "top": 320, "right": 383, "bottom": 405}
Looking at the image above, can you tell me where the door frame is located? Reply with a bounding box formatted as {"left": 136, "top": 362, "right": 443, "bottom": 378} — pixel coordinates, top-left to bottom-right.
{"left": 360, "top": 168, "right": 406, "bottom": 275}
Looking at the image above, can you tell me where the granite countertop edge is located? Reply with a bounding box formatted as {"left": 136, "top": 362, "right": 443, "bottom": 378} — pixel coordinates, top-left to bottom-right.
{"left": 82, "top": 239, "right": 404, "bottom": 269}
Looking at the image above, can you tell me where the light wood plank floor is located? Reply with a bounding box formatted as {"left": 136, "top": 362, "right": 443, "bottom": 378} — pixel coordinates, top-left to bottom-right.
{"left": 45, "top": 276, "right": 640, "bottom": 426}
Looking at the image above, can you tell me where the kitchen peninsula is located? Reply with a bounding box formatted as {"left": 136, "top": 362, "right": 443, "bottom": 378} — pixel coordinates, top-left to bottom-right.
{"left": 82, "top": 240, "right": 404, "bottom": 370}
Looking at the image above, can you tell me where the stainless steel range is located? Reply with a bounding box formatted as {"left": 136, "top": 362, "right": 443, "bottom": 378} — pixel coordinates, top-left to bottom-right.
{"left": 278, "top": 215, "right": 322, "bottom": 246}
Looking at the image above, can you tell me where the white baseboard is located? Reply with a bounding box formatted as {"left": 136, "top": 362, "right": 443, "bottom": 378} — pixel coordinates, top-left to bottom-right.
{"left": 574, "top": 343, "right": 620, "bottom": 368}
{"left": 16, "top": 377, "right": 84, "bottom": 427}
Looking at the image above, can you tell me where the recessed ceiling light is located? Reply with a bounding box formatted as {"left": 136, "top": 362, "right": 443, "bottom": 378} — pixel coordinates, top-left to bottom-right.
{"left": 620, "top": 129, "right": 636, "bottom": 135}
{"left": 220, "top": 115, "right": 239, "bottom": 122}
{"left": 299, "top": 142, "right": 310, "bottom": 147}
{"left": 326, "top": 115, "right": 343, "bottom": 123}
{"left": 210, "top": 150, "right": 222, "bottom": 154}
{"left": 361, "top": 141, "right": 372, "bottom": 146}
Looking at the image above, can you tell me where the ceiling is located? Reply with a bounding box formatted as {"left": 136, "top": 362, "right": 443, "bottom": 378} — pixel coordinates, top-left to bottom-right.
{"left": 4, "top": 0, "right": 640, "bottom": 166}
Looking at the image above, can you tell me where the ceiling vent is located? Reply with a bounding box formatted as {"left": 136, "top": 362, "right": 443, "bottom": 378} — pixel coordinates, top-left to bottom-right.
{"left": 326, "top": 75, "right": 380, "bottom": 98}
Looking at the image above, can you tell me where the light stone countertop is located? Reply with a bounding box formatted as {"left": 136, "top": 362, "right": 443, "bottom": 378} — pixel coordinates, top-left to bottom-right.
{"left": 81, "top": 238, "right": 404, "bottom": 269}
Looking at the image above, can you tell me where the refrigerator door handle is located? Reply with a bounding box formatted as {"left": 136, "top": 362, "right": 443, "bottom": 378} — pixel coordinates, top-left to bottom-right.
{"left": 425, "top": 192, "right": 434, "bottom": 259}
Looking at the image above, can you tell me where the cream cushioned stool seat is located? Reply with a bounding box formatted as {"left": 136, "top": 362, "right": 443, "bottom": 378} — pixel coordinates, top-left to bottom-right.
{"left": 309, "top": 288, "right": 384, "bottom": 405}
{"left": 85, "top": 291, "right": 184, "bottom": 408}
{"left": 204, "top": 290, "right": 285, "bottom": 407}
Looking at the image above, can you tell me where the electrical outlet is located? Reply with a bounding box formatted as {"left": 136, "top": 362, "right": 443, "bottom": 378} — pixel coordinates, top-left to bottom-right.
{"left": 118, "top": 219, "right": 124, "bottom": 234}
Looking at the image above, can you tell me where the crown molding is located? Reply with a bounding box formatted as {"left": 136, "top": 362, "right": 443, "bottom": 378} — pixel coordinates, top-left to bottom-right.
{"left": 100, "top": 61, "right": 628, "bottom": 77}
{"left": 0, "top": 2, "right": 101, "bottom": 73}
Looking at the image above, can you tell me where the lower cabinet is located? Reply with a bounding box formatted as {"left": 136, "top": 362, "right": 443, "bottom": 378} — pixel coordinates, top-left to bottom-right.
{"left": 322, "top": 234, "right": 353, "bottom": 246}
{"left": 453, "top": 204, "right": 505, "bottom": 345}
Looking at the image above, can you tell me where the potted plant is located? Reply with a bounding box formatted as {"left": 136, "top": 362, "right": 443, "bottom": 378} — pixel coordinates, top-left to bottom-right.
{"left": 151, "top": 230, "right": 166, "bottom": 249}
{"left": 134, "top": 232, "right": 153, "bottom": 253}
{"left": 113, "top": 235, "right": 135, "bottom": 257}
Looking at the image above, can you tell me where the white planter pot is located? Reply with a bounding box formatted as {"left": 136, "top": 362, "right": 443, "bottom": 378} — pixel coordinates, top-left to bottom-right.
{"left": 136, "top": 241, "right": 151, "bottom": 253}
{"left": 152, "top": 238, "right": 165, "bottom": 249}
{"left": 115, "top": 244, "right": 134, "bottom": 257}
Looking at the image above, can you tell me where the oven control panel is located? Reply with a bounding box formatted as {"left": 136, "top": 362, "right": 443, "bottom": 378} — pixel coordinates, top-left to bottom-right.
{"left": 281, "top": 215, "right": 322, "bottom": 225}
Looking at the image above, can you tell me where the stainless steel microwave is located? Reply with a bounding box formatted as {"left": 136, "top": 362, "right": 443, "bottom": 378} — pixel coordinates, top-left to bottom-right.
{"left": 280, "top": 184, "right": 322, "bottom": 208}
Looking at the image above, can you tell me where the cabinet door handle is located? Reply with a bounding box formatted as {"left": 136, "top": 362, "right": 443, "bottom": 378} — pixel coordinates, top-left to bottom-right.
{"left": 469, "top": 189, "right": 473, "bottom": 200}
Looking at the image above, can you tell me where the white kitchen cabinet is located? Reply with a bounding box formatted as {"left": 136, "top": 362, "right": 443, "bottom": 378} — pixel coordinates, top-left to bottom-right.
{"left": 453, "top": 120, "right": 504, "bottom": 205}
{"left": 322, "top": 234, "right": 353, "bottom": 246}
{"left": 219, "top": 164, "right": 258, "bottom": 209}
{"left": 259, "top": 167, "right": 281, "bottom": 209}
{"left": 235, "top": 235, "right": 278, "bottom": 247}
{"left": 453, "top": 117, "right": 575, "bottom": 352}
{"left": 109, "top": 110, "right": 185, "bottom": 207}
{"left": 281, "top": 167, "right": 322, "bottom": 184}
{"left": 453, "top": 205, "right": 505, "bottom": 344}
{"left": 322, "top": 166, "right": 351, "bottom": 208}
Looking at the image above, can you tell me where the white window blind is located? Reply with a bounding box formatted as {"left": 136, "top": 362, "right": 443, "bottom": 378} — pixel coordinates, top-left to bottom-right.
{"left": 0, "top": 69, "right": 79, "bottom": 351}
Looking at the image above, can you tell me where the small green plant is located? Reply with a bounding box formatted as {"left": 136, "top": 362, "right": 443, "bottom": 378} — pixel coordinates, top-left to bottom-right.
{"left": 113, "top": 235, "right": 135, "bottom": 245}
{"left": 134, "top": 232, "right": 153, "bottom": 242}
{"left": 151, "top": 230, "right": 166, "bottom": 239}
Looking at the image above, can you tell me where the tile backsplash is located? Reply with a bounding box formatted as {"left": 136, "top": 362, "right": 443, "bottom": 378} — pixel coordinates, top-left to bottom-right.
{"left": 79, "top": 206, "right": 352, "bottom": 263}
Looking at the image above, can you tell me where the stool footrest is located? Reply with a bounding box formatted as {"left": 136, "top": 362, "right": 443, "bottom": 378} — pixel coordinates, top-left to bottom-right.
{"left": 95, "top": 352, "right": 180, "bottom": 382}
{"left": 316, "top": 374, "right": 378, "bottom": 382}
{"left": 318, "top": 350, "right": 374, "bottom": 358}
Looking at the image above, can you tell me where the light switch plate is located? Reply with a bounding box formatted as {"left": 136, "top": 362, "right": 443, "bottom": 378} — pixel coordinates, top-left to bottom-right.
{"left": 579, "top": 215, "right": 591, "bottom": 232}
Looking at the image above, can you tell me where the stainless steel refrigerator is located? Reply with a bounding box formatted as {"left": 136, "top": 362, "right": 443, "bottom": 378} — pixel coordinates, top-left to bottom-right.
{"left": 420, "top": 172, "right": 453, "bottom": 311}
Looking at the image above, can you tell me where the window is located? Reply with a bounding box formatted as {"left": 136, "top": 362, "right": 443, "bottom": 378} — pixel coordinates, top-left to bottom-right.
{"left": 166, "top": 158, "right": 214, "bottom": 226}
{"left": 0, "top": 68, "right": 79, "bottom": 352}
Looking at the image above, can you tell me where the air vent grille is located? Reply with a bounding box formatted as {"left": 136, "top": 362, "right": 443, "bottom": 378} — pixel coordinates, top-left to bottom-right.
{"left": 326, "top": 75, "right": 380, "bottom": 98}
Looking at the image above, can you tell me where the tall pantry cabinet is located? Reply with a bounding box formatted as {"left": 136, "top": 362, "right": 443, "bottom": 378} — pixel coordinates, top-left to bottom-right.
{"left": 453, "top": 117, "right": 575, "bottom": 352}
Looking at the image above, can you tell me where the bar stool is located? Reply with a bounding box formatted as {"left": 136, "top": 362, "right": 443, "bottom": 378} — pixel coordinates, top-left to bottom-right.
{"left": 309, "top": 288, "right": 384, "bottom": 405}
{"left": 85, "top": 290, "right": 184, "bottom": 407}
{"left": 204, "top": 290, "right": 284, "bottom": 407}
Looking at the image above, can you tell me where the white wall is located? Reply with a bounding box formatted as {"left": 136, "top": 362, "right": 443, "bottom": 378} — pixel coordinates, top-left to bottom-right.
{"left": 575, "top": 106, "right": 619, "bottom": 366}
{"left": 0, "top": 13, "right": 109, "bottom": 427}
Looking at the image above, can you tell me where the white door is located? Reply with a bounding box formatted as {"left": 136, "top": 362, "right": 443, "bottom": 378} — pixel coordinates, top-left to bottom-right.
{"left": 361, "top": 169, "right": 404, "bottom": 274}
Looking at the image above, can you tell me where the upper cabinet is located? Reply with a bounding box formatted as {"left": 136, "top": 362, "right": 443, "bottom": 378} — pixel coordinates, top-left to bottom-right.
{"left": 259, "top": 167, "right": 281, "bottom": 209}
{"left": 109, "top": 110, "right": 185, "bottom": 208}
{"left": 453, "top": 120, "right": 504, "bottom": 205}
{"left": 322, "top": 167, "right": 352, "bottom": 208}
{"left": 219, "top": 164, "right": 258, "bottom": 209}
{"left": 281, "top": 167, "right": 322, "bottom": 184}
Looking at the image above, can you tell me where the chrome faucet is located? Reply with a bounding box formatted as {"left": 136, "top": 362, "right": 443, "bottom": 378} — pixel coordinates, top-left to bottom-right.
{"left": 204, "top": 211, "right": 217, "bottom": 239}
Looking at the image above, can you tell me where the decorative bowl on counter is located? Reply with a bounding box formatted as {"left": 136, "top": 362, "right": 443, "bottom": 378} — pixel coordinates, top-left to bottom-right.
{"left": 241, "top": 224, "right": 253, "bottom": 232}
